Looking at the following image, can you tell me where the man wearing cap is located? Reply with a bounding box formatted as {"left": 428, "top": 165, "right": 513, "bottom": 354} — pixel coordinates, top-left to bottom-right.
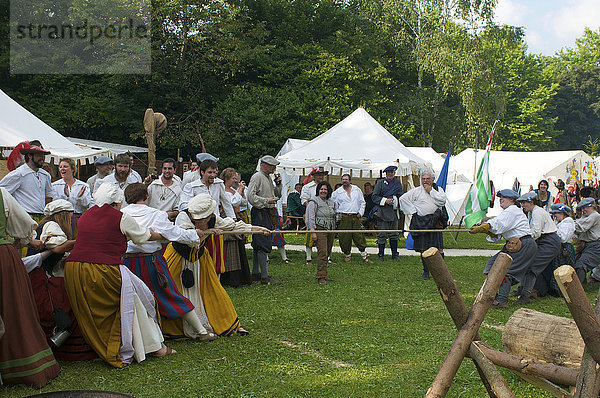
{"left": 574, "top": 197, "right": 600, "bottom": 283}
{"left": 87, "top": 156, "right": 114, "bottom": 194}
{"left": 182, "top": 153, "right": 219, "bottom": 186}
{"left": 147, "top": 158, "right": 181, "bottom": 221}
{"left": 535, "top": 203, "right": 576, "bottom": 297}
{"left": 470, "top": 189, "right": 537, "bottom": 309}
{"left": 373, "top": 166, "right": 405, "bottom": 262}
{"left": 515, "top": 191, "right": 561, "bottom": 305}
{"left": 93, "top": 154, "right": 139, "bottom": 205}
{"left": 332, "top": 174, "right": 371, "bottom": 263}
{"left": 300, "top": 167, "right": 328, "bottom": 264}
{"left": 0, "top": 143, "right": 53, "bottom": 218}
{"left": 247, "top": 155, "right": 282, "bottom": 284}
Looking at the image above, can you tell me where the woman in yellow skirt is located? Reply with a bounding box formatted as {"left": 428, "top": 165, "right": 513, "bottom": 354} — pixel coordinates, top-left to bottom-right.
{"left": 162, "top": 194, "right": 270, "bottom": 338}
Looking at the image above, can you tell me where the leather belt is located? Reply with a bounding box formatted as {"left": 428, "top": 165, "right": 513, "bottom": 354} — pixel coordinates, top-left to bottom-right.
{"left": 340, "top": 213, "right": 358, "bottom": 217}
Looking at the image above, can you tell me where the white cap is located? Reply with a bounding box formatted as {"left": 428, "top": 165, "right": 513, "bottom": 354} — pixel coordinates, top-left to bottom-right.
{"left": 43, "top": 199, "right": 74, "bottom": 216}
{"left": 188, "top": 194, "right": 216, "bottom": 220}
{"left": 93, "top": 183, "right": 124, "bottom": 207}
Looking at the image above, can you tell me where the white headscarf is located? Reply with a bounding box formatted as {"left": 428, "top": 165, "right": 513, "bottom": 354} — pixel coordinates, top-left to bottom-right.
{"left": 43, "top": 199, "right": 74, "bottom": 216}
{"left": 93, "top": 182, "right": 124, "bottom": 207}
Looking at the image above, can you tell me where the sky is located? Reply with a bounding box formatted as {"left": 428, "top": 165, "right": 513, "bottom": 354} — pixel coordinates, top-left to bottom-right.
{"left": 494, "top": 0, "right": 600, "bottom": 56}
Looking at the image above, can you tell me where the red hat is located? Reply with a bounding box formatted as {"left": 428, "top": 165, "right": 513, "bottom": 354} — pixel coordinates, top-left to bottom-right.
{"left": 7, "top": 141, "right": 30, "bottom": 171}
{"left": 19, "top": 145, "right": 50, "bottom": 155}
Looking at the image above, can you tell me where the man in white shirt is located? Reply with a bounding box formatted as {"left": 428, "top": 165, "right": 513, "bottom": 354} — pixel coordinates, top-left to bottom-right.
{"left": 332, "top": 174, "right": 370, "bottom": 263}
{"left": 182, "top": 153, "right": 219, "bottom": 186}
{"left": 0, "top": 144, "right": 53, "bottom": 217}
{"left": 147, "top": 158, "right": 181, "bottom": 221}
{"left": 399, "top": 171, "right": 446, "bottom": 279}
{"left": 516, "top": 191, "right": 561, "bottom": 305}
{"left": 179, "top": 159, "right": 234, "bottom": 218}
{"left": 94, "top": 153, "right": 139, "bottom": 206}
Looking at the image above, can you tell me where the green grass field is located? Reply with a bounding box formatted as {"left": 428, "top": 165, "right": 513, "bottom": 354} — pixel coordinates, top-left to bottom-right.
{"left": 3, "top": 247, "right": 593, "bottom": 397}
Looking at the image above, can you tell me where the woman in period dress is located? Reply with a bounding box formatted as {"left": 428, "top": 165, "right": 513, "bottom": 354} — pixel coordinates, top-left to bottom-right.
{"left": 305, "top": 181, "right": 336, "bottom": 285}
{"left": 64, "top": 183, "right": 175, "bottom": 368}
{"left": 163, "top": 194, "right": 270, "bottom": 337}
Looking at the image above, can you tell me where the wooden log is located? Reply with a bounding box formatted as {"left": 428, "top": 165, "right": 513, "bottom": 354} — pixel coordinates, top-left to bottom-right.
{"left": 425, "top": 251, "right": 512, "bottom": 397}
{"left": 423, "top": 247, "right": 513, "bottom": 398}
{"left": 574, "top": 287, "right": 600, "bottom": 398}
{"left": 475, "top": 342, "right": 579, "bottom": 387}
{"left": 554, "top": 265, "right": 600, "bottom": 365}
{"left": 502, "top": 308, "right": 584, "bottom": 369}
{"left": 510, "top": 370, "right": 573, "bottom": 398}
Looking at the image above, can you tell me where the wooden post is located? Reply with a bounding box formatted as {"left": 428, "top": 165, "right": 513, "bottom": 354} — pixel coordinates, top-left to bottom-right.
{"left": 425, "top": 251, "right": 512, "bottom": 398}
{"left": 554, "top": 265, "right": 600, "bottom": 365}
{"left": 423, "top": 248, "right": 513, "bottom": 398}
{"left": 572, "top": 278, "right": 600, "bottom": 397}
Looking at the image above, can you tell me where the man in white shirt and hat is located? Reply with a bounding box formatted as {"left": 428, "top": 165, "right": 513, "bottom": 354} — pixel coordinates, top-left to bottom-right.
{"left": 0, "top": 143, "right": 53, "bottom": 219}
{"left": 93, "top": 154, "right": 139, "bottom": 206}
{"left": 182, "top": 153, "right": 219, "bottom": 186}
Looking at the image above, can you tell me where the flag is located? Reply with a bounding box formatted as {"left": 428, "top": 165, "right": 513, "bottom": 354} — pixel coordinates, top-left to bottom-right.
{"left": 406, "top": 143, "right": 452, "bottom": 250}
{"left": 464, "top": 121, "right": 498, "bottom": 228}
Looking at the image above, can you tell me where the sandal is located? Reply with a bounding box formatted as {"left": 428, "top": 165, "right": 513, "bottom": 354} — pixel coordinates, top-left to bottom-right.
{"left": 284, "top": 259, "right": 293, "bottom": 264}
{"left": 237, "top": 327, "right": 250, "bottom": 336}
{"left": 306, "top": 259, "right": 313, "bottom": 266}
{"left": 199, "top": 332, "right": 217, "bottom": 342}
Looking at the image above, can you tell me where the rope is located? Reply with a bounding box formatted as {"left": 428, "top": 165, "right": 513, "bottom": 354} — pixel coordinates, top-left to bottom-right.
{"left": 217, "top": 228, "right": 473, "bottom": 235}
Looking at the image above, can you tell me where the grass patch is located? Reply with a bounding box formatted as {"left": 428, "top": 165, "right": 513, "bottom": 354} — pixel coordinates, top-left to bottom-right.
{"left": 3, "top": 251, "right": 590, "bottom": 397}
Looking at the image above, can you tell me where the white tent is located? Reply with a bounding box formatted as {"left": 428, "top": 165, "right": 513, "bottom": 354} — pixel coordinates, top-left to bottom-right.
{"left": 68, "top": 137, "right": 148, "bottom": 157}
{"left": 276, "top": 108, "right": 432, "bottom": 178}
{"left": 0, "top": 89, "right": 107, "bottom": 164}
{"left": 452, "top": 149, "right": 596, "bottom": 218}
{"left": 406, "top": 147, "right": 470, "bottom": 183}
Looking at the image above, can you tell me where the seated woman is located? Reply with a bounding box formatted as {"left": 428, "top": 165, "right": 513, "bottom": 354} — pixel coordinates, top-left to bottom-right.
{"left": 469, "top": 189, "right": 537, "bottom": 309}
{"left": 0, "top": 187, "right": 60, "bottom": 387}
{"left": 306, "top": 181, "right": 336, "bottom": 285}
{"left": 573, "top": 198, "right": 600, "bottom": 283}
{"left": 163, "top": 194, "right": 270, "bottom": 337}
{"left": 26, "top": 199, "right": 97, "bottom": 361}
{"left": 64, "top": 183, "right": 175, "bottom": 368}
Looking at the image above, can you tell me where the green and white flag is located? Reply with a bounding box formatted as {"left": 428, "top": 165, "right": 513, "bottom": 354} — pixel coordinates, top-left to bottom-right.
{"left": 464, "top": 120, "right": 498, "bottom": 228}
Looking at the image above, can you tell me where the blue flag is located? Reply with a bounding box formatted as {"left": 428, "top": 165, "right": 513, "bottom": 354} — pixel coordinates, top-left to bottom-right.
{"left": 406, "top": 144, "right": 451, "bottom": 250}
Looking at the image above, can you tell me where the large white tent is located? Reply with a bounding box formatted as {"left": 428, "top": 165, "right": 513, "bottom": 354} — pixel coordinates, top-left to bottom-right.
{"left": 0, "top": 89, "right": 108, "bottom": 164}
{"left": 276, "top": 108, "right": 432, "bottom": 178}
{"left": 451, "top": 149, "right": 596, "bottom": 220}
{"left": 68, "top": 137, "right": 148, "bottom": 157}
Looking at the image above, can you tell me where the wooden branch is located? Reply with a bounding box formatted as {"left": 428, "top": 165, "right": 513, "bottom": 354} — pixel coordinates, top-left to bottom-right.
{"left": 554, "top": 265, "right": 600, "bottom": 365}
{"left": 423, "top": 247, "right": 513, "bottom": 397}
{"left": 510, "top": 370, "right": 573, "bottom": 398}
{"left": 425, "top": 251, "right": 513, "bottom": 397}
{"left": 574, "top": 285, "right": 600, "bottom": 397}
{"left": 475, "top": 342, "right": 578, "bottom": 386}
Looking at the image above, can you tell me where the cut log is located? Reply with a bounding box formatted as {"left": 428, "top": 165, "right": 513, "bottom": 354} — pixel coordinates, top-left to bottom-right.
{"left": 502, "top": 308, "right": 584, "bottom": 370}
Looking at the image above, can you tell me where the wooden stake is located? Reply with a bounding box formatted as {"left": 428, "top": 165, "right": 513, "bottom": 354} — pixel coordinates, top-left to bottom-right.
{"left": 425, "top": 251, "right": 512, "bottom": 397}
{"left": 510, "top": 370, "right": 573, "bottom": 398}
{"left": 554, "top": 265, "right": 600, "bottom": 365}
{"left": 572, "top": 277, "right": 600, "bottom": 397}
{"left": 423, "top": 247, "right": 513, "bottom": 398}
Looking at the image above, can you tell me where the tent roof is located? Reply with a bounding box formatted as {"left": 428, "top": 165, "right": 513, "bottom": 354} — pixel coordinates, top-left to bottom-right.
{"left": 276, "top": 108, "right": 432, "bottom": 177}
{"left": 276, "top": 138, "right": 309, "bottom": 158}
{"left": 0, "top": 90, "right": 108, "bottom": 164}
{"left": 68, "top": 137, "right": 148, "bottom": 157}
{"left": 453, "top": 149, "right": 594, "bottom": 190}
